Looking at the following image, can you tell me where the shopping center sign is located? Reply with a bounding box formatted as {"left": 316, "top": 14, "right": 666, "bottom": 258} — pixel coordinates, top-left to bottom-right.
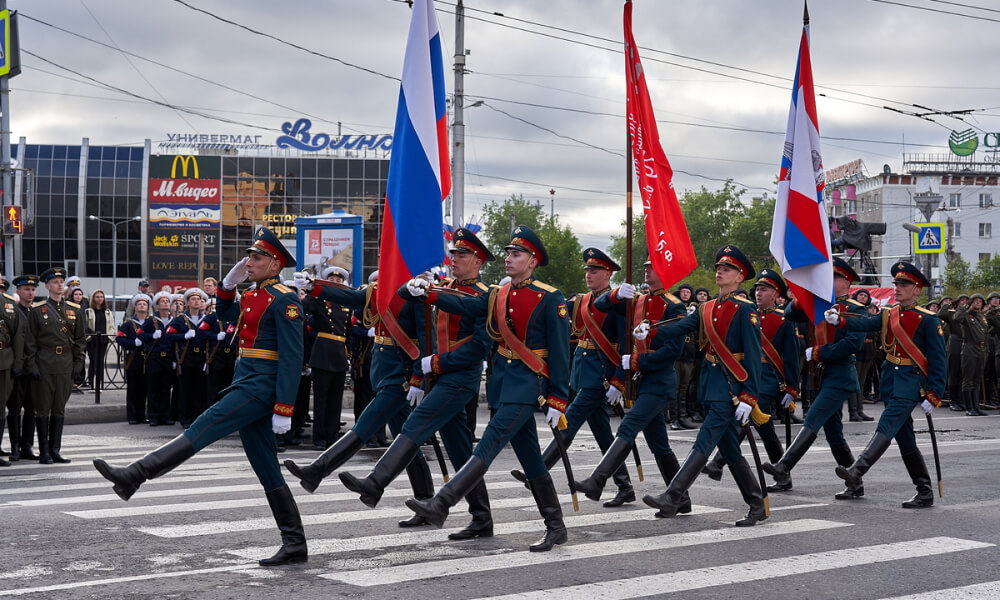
{"left": 276, "top": 118, "right": 392, "bottom": 152}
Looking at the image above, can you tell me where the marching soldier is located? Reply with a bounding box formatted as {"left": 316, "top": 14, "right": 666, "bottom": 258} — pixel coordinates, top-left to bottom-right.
{"left": 9, "top": 274, "right": 38, "bottom": 461}
{"left": 116, "top": 293, "right": 150, "bottom": 424}
{"left": 762, "top": 257, "right": 867, "bottom": 499}
{"left": 640, "top": 246, "right": 768, "bottom": 527}
{"left": 23, "top": 267, "right": 86, "bottom": 464}
{"left": 341, "top": 227, "right": 496, "bottom": 540}
{"left": 511, "top": 248, "right": 635, "bottom": 507}
{"left": 827, "top": 262, "right": 946, "bottom": 508}
{"left": 702, "top": 269, "right": 799, "bottom": 489}
{"left": 404, "top": 225, "right": 572, "bottom": 551}
{"left": 949, "top": 293, "right": 989, "bottom": 416}
{"left": 94, "top": 227, "right": 308, "bottom": 566}
{"left": 0, "top": 280, "right": 23, "bottom": 465}
{"left": 166, "top": 288, "right": 210, "bottom": 427}
{"left": 573, "top": 258, "right": 684, "bottom": 508}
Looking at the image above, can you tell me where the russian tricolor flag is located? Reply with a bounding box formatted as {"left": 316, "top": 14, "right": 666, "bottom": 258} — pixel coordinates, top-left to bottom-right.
{"left": 376, "top": 0, "right": 451, "bottom": 314}
{"left": 769, "top": 4, "right": 834, "bottom": 324}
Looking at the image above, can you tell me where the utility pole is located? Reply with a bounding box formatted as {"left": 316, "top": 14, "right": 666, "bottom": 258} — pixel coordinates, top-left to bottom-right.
{"left": 549, "top": 189, "right": 555, "bottom": 220}
{"left": 452, "top": 0, "right": 466, "bottom": 232}
{"left": 1, "top": 0, "right": 12, "bottom": 280}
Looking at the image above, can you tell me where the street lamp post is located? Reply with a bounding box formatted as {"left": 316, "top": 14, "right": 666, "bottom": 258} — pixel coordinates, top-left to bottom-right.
{"left": 87, "top": 215, "right": 141, "bottom": 315}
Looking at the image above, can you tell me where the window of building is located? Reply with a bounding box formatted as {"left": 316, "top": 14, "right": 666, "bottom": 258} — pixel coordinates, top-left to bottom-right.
{"left": 980, "top": 253, "right": 992, "bottom": 263}
{"left": 980, "top": 222, "right": 992, "bottom": 238}
{"left": 950, "top": 193, "right": 962, "bottom": 208}
{"left": 980, "top": 193, "right": 993, "bottom": 209}
{"left": 953, "top": 222, "right": 962, "bottom": 238}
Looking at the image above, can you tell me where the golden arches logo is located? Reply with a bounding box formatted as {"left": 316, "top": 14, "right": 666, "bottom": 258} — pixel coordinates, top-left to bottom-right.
{"left": 170, "top": 155, "right": 200, "bottom": 179}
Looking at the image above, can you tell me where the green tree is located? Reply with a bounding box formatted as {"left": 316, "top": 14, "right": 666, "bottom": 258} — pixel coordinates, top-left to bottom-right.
{"left": 607, "top": 214, "right": 646, "bottom": 285}
{"left": 971, "top": 254, "right": 1000, "bottom": 289}
{"left": 678, "top": 182, "right": 746, "bottom": 268}
{"left": 944, "top": 256, "right": 972, "bottom": 292}
{"left": 729, "top": 195, "right": 778, "bottom": 270}
{"left": 479, "top": 194, "right": 583, "bottom": 295}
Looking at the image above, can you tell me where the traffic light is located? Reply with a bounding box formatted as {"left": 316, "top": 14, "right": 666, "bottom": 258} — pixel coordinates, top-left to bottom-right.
{"left": 3, "top": 205, "right": 22, "bottom": 235}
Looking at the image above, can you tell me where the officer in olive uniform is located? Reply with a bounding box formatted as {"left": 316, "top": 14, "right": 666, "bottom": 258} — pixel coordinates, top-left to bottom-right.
{"left": 405, "top": 225, "right": 572, "bottom": 552}
{"left": 23, "top": 267, "right": 86, "bottom": 464}
{"left": 94, "top": 227, "right": 308, "bottom": 566}
{"left": 302, "top": 265, "right": 352, "bottom": 448}
{"left": 641, "top": 246, "right": 768, "bottom": 527}
{"left": 828, "top": 262, "right": 946, "bottom": 508}
{"left": 0, "top": 281, "right": 23, "bottom": 466}
{"left": 763, "top": 257, "right": 867, "bottom": 499}
{"left": 939, "top": 294, "right": 966, "bottom": 411}
{"left": 9, "top": 274, "right": 38, "bottom": 461}
{"left": 949, "top": 293, "right": 990, "bottom": 415}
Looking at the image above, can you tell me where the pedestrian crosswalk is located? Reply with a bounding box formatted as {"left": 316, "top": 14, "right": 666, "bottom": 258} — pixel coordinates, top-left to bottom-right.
{"left": 0, "top": 434, "right": 996, "bottom": 598}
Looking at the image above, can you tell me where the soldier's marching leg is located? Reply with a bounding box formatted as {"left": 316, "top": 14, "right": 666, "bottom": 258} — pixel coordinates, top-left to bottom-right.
{"left": 835, "top": 433, "right": 890, "bottom": 498}
{"left": 405, "top": 455, "right": 487, "bottom": 528}
{"left": 512, "top": 439, "right": 559, "bottom": 485}
{"left": 728, "top": 457, "right": 768, "bottom": 527}
{"left": 574, "top": 436, "right": 634, "bottom": 502}
{"left": 762, "top": 426, "right": 817, "bottom": 490}
{"left": 900, "top": 448, "right": 934, "bottom": 509}
{"left": 449, "top": 479, "right": 493, "bottom": 540}
{"left": 526, "top": 473, "right": 567, "bottom": 552}
{"left": 398, "top": 452, "right": 434, "bottom": 528}
{"left": 283, "top": 431, "right": 363, "bottom": 493}
{"left": 339, "top": 434, "right": 421, "bottom": 508}
{"left": 93, "top": 435, "right": 196, "bottom": 500}
{"left": 642, "top": 450, "right": 706, "bottom": 518}
{"left": 258, "top": 485, "right": 308, "bottom": 566}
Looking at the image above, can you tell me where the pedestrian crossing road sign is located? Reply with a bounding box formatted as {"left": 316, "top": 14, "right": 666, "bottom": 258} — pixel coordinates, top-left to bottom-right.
{"left": 0, "top": 10, "right": 9, "bottom": 78}
{"left": 913, "top": 222, "right": 945, "bottom": 254}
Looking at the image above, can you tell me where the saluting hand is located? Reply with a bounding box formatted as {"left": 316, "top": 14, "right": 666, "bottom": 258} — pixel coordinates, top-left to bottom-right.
{"left": 222, "top": 257, "right": 250, "bottom": 290}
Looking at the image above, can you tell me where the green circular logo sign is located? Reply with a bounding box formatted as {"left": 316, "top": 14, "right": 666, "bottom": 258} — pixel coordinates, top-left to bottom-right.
{"left": 949, "top": 129, "right": 978, "bottom": 157}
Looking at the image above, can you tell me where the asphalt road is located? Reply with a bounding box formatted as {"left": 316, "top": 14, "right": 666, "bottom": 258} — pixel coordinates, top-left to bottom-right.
{"left": 2, "top": 403, "right": 1000, "bottom": 599}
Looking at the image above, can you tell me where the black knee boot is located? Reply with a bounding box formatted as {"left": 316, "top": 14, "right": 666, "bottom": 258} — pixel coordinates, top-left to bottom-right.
{"left": 848, "top": 392, "right": 862, "bottom": 422}
{"left": 405, "top": 455, "right": 487, "bottom": 528}
{"left": 5, "top": 413, "right": 17, "bottom": 462}
{"left": 603, "top": 462, "right": 636, "bottom": 508}
{"left": 642, "top": 450, "right": 706, "bottom": 518}
{"left": 762, "top": 426, "right": 816, "bottom": 490}
{"left": 835, "top": 433, "right": 890, "bottom": 497}
{"left": 448, "top": 479, "right": 494, "bottom": 540}
{"left": 730, "top": 457, "right": 768, "bottom": 527}
{"left": 35, "top": 417, "right": 52, "bottom": 464}
{"left": 338, "top": 434, "right": 419, "bottom": 508}
{"left": 969, "top": 389, "right": 986, "bottom": 416}
{"left": 855, "top": 393, "right": 873, "bottom": 421}
{"left": 511, "top": 439, "right": 559, "bottom": 485}
{"left": 526, "top": 473, "right": 567, "bottom": 552}
{"left": 398, "top": 452, "right": 435, "bottom": 527}
{"left": 258, "top": 484, "right": 308, "bottom": 566}
{"left": 93, "top": 435, "right": 196, "bottom": 500}
{"left": 830, "top": 445, "right": 864, "bottom": 499}
{"left": 900, "top": 449, "right": 934, "bottom": 509}
{"left": 49, "top": 416, "right": 71, "bottom": 464}
{"left": 574, "top": 437, "right": 634, "bottom": 501}
{"left": 654, "top": 453, "right": 691, "bottom": 515}
{"left": 283, "top": 430, "right": 363, "bottom": 493}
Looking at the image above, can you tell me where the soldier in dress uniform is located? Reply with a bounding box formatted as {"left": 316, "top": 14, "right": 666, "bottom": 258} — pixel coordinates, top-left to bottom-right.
{"left": 9, "top": 274, "right": 38, "bottom": 461}
{"left": 165, "top": 288, "right": 210, "bottom": 427}
{"left": 949, "top": 293, "right": 990, "bottom": 416}
{"left": 641, "top": 246, "right": 768, "bottom": 527}
{"left": 341, "top": 227, "right": 496, "bottom": 540}
{"left": 116, "top": 293, "right": 150, "bottom": 424}
{"left": 284, "top": 257, "right": 435, "bottom": 529}
{"left": 302, "top": 265, "right": 352, "bottom": 448}
{"left": 762, "top": 257, "right": 867, "bottom": 499}
{"left": 23, "top": 267, "right": 86, "bottom": 464}
{"left": 0, "top": 279, "right": 23, "bottom": 465}
{"left": 94, "top": 227, "right": 308, "bottom": 566}
{"left": 509, "top": 248, "right": 635, "bottom": 508}
{"left": 573, "top": 258, "right": 685, "bottom": 508}
{"left": 827, "top": 262, "right": 946, "bottom": 508}
{"left": 404, "top": 225, "right": 572, "bottom": 551}
{"left": 702, "top": 269, "right": 799, "bottom": 489}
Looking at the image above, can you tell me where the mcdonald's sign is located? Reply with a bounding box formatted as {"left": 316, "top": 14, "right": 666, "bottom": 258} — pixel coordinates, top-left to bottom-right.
{"left": 149, "top": 154, "right": 220, "bottom": 179}
{"left": 171, "top": 155, "right": 199, "bottom": 179}
{"left": 149, "top": 154, "right": 221, "bottom": 205}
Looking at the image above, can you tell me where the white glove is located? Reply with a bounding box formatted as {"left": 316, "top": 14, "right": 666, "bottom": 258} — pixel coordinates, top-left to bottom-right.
{"left": 407, "top": 386, "right": 425, "bottom": 407}
{"left": 734, "top": 401, "right": 752, "bottom": 424}
{"left": 216, "top": 331, "right": 226, "bottom": 341}
{"left": 633, "top": 322, "right": 650, "bottom": 341}
{"left": 544, "top": 406, "right": 563, "bottom": 428}
{"left": 302, "top": 367, "right": 312, "bottom": 377}
{"left": 686, "top": 304, "right": 697, "bottom": 316}
{"left": 272, "top": 414, "right": 292, "bottom": 435}
{"left": 805, "top": 347, "right": 814, "bottom": 362}
{"left": 134, "top": 338, "right": 143, "bottom": 347}
{"left": 921, "top": 399, "right": 934, "bottom": 415}
{"left": 606, "top": 386, "right": 624, "bottom": 407}
{"left": 824, "top": 307, "right": 840, "bottom": 326}
{"left": 184, "top": 329, "right": 196, "bottom": 340}
{"left": 292, "top": 271, "right": 312, "bottom": 291}
{"left": 621, "top": 354, "right": 632, "bottom": 370}
{"left": 222, "top": 257, "right": 250, "bottom": 290}
{"left": 152, "top": 329, "right": 162, "bottom": 340}
{"left": 421, "top": 355, "right": 433, "bottom": 374}
{"left": 616, "top": 283, "right": 636, "bottom": 300}
{"left": 781, "top": 393, "right": 794, "bottom": 409}
{"left": 202, "top": 363, "right": 208, "bottom": 373}
{"left": 367, "top": 326, "right": 376, "bottom": 338}
{"left": 406, "top": 277, "right": 429, "bottom": 297}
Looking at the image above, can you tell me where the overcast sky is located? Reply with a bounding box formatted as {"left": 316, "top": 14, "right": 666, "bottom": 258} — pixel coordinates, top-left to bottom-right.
{"left": 11, "top": 0, "right": 1000, "bottom": 250}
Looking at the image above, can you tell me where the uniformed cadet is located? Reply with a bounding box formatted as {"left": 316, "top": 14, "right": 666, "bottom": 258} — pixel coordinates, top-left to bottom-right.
{"left": 763, "top": 257, "right": 867, "bottom": 499}
{"left": 827, "top": 262, "right": 946, "bottom": 508}
{"left": 509, "top": 248, "right": 635, "bottom": 507}
{"left": 9, "top": 275, "right": 38, "bottom": 461}
{"left": 165, "top": 288, "right": 210, "bottom": 427}
{"left": 116, "top": 293, "right": 150, "bottom": 424}
{"left": 302, "top": 265, "right": 352, "bottom": 448}
{"left": 197, "top": 301, "right": 239, "bottom": 407}
{"left": 641, "top": 246, "right": 768, "bottom": 527}
{"left": 404, "top": 225, "right": 572, "bottom": 551}
{"left": 94, "top": 227, "right": 308, "bottom": 566}
{"left": 702, "top": 269, "right": 799, "bottom": 489}
{"left": 0, "top": 281, "right": 23, "bottom": 466}
{"left": 341, "top": 227, "right": 496, "bottom": 540}
{"left": 949, "top": 293, "right": 990, "bottom": 416}
{"left": 23, "top": 267, "right": 86, "bottom": 464}
{"left": 284, "top": 256, "right": 435, "bottom": 529}
{"left": 574, "top": 257, "right": 686, "bottom": 507}
{"left": 142, "top": 291, "right": 176, "bottom": 426}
